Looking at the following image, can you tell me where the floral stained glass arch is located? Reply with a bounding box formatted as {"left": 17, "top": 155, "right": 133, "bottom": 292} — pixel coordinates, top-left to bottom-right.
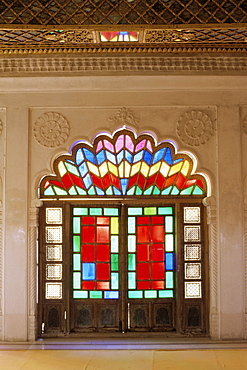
{"left": 40, "top": 128, "right": 207, "bottom": 198}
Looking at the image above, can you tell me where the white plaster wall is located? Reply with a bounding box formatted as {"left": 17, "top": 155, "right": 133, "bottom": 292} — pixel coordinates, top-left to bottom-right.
{"left": 0, "top": 75, "right": 246, "bottom": 340}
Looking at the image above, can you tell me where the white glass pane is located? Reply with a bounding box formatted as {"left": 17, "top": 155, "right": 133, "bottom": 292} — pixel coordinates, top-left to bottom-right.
{"left": 185, "top": 282, "right": 202, "bottom": 298}
{"left": 184, "top": 244, "right": 201, "bottom": 261}
{"left": 46, "top": 245, "right": 62, "bottom": 261}
{"left": 184, "top": 207, "right": 200, "bottom": 223}
{"left": 45, "top": 283, "right": 62, "bottom": 299}
{"left": 184, "top": 226, "right": 200, "bottom": 242}
{"left": 46, "top": 208, "right": 62, "bottom": 224}
{"left": 46, "top": 264, "right": 62, "bottom": 280}
{"left": 46, "top": 227, "right": 62, "bottom": 243}
{"left": 185, "top": 263, "right": 201, "bottom": 279}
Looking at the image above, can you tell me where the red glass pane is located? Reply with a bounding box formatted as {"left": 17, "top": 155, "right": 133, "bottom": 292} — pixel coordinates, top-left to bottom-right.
{"left": 82, "top": 217, "right": 95, "bottom": 225}
{"left": 137, "top": 244, "right": 150, "bottom": 261}
{"left": 183, "top": 179, "right": 196, "bottom": 188}
{"left": 151, "top": 225, "right": 164, "bottom": 242}
{"left": 137, "top": 173, "right": 146, "bottom": 189}
{"left": 137, "top": 263, "right": 150, "bottom": 279}
{"left": 82, "top": 244, "right": 95, "bottom": 262}
{"left": 97, "top": 263, "right": 110, "bottom": 280}
{"left": 96, "top": 226, "right": 109, "bottom": 243}
{"left": 151, "top": 216, "right": 163, "bottom": 224}
{"left": 97, "top": 217, "right": 109, "bottom": 225}
{"left": 90, "top": 173, "right": 103, "bottom": 189}
{"left": 155, "top": 173, "right": 165, "bottom": 189}
{"left": 137, "top": 225, "right": 149, "bottom": 242}
{"left": 176, "top": 173, "right": 186, "bottom": 190}
{"left": 82, "top": 226, "right": 95, "bottom": 243}
{"left": 110, "top": 174, "right": 121, "bottom": 189}
{"left": 61, "top": 173, "right": 72, "bottom": 189}
{"left": 137, "top": 217, "right": 149, "bottom": 224}
{"left": 70, "top": 173, "right": 85, "bottom": 188}
{"left": 128, "top": 174, "right": 138, "bottom": 189}
{"left": 102, "top": 173, "right": 111, "bottom": 190}
{"left": 152, "top": 244, "right": 164, "bottom": 261}
{"left": 164, "top": 174, "right": 177, "bottom": 188}
{"left": 152, "top": 280, "right": 164, "bottom": 289}
{"left": 96, "top": 244, "right": 110, "bottom": 262}
{"left": 152, "top": 262, "right": 164, "bottom": 280}
{"left": 82, "top": 281, "right": 95, "bottom": 290}
{"left": 137, "top": 281, "right": 150, "bottom": 289}
{"left": 197, "top": 179, "right": 204, "bottom": 189}
{"left": 96, "top": 281, "right": 110, "bottom": 290}
{"left": 146, "top": 174, "right": 157, "bottom": 188}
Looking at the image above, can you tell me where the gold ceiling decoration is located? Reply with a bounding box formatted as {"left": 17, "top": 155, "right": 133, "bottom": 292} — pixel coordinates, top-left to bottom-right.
{"left": 0, "top": 0, "right": 247, "bottom": 54}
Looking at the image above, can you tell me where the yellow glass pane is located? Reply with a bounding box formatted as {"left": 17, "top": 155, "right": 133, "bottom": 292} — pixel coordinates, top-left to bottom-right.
{"left": 88, "top": 162, "right": 100, "bottom": 176}
{"left": 124, "top": 161, "right": 131, "bottom": 177}
{"left": 99, "top": 162, "right": 108, "bottom": 177}
{"left": 108, "top": 162, "right": 118, "bottom": 177}
{"left": 58, "top": 161, "right": 67, "bottom": 177}
{"left": 181, "top": 160, "right": 190, "bottom": 176}
{"left": 130, "top": 162, "right": 141, "bottom": 176}
{"left": 168, "top": 162, "right": 183, "bottom": 176}
{"left": 119, "top": 162, "right": 124, "bottom": 178}
{"left": 140, "top": 162, "right": 150, "bottom": 177}
{"left": 149, "top": 162, "right": 161, "bottom": 177}
{"left": 160, "top": 162, "right": 170, "bottom": 177}
{"left": 111, "top": 217, "right": 119, "bottom": 234}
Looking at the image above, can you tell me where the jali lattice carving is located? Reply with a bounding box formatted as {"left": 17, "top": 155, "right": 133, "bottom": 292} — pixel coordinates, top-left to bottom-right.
{"left": 177, "top": 111, "right": 214, "bottom": 146}
{"left": 34, "top": 112, "right": 70, "bottom": 148}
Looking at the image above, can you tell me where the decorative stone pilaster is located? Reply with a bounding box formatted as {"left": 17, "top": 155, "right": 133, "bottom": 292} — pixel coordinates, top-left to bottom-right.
{"left": 28, "top": 199, "right": 42, "bottom": 341}
{"left": 244, "top": 200, "right": 247, "bottom": 339}
{"left": 0, "top": 205, "right": 3, "bottom": 340}
{"left": 203, "top": 196, "right": 220, "bottom": 339}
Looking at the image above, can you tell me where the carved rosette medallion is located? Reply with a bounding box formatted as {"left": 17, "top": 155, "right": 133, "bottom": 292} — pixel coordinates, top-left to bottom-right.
{"left": 34, "top": 112, "right": 70, "bottom": 148}
{"left": 109, "top": 107, "right": 139, "bottom": 126}
{"left": 177, "top": 111, "right": 214, "bottom": 146}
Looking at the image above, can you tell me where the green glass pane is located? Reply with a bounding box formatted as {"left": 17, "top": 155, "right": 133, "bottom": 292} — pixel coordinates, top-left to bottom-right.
{"left": 128, "top": 217, "right": 135, "bottom": 234}
{"left": 128, "top": 235, "right": 136, "bottom": 252}
{"left": 90, "top": 291, "right": 102, "bottom": 299}
{"left": 165, "top": 234, "right": 174, "bottom": 251}
{"left": 73, "top": 291, "right": 88, "bottom": 299}
{"left": 73, "top": 272, "right": 81, "bottom": 289}
{"left": 135, "top": 186, "right": 142, "bottom": 195}
{"left": 44, "top": 187, "right": 55, "bottom": 196}
{"left": 69, "top": 186, "right": 77, "bottom": 195}
{"left": 76, "top": 186, "right": 87, "bottom": 195}
{"left": 193, "top": 185, "right": 204, "bottom": 195}
{"left": 111, "top": 217, "right": 119, "bottom": 234}
{"left": 127, "top": 187, "right": 135, "bottom": 195}
{"left": 144, "top": 207, "right": 157, "bottom": 215}
{"left": 73, "top": 254, "right": 81, "bottom": 270}
{"left": 153, "top": 186, "right": 160, "bottom": 195}
{"left": 106, "top": 186, "right": 113, "bottom": 195}
{"left": 165, "top": 216, "right": 173, "bottom": 232}
{"left": 159, "top": 290, "right": 174, "bottom": 298}
{"left": 111, "top": 254, "right": 118, "bottom": 271}
{"left": 73, "top": 208, "right": 88, "bottom": 216}
{"left": 104, "top": 208, "right": 119, "bottom": 216}
{"left": 90, "top": 208, "right": 102, "bottom": 215}
{"left": 128, "top": 208, "right": 142, "bottom": 215}
{"left": 162, "top": 186, "right": 172, "bottom": 195}
{"left": 158, "top": 207, "right": 173, "bottom": 215}
{"left": 144, "top": 186, "right": 153, "bottom": 195}
{"left": 73, "top": 235, "right": 80, "bottom": 252}
{"left": 128, "top": 291, "right": 143, "bottom": 299}
{"left": 128, "top": 254, "right": 136, "bottom": 271}
{"left": 73, "top": 217, "right": 80, "bottom": 234}
{"left": 144, "top": 290, "right": 157, "bottom": 298}
{"left": 88, "top": 187, "right": 96, "bottom": 195}
{"left": 65, "top": 162, "right": 80, "bottom": 176}
{"left": 111, "top": 272, "right": 119, "bottom": 289}
{"left": 181, "top": 186, "right": 193, "bottom": 195}
{"left": 171, "top": 186, "right": 180, "bottom": 195}
{"left": 111, "top": 236, "right": 119, "bottom": 252}
{"left": 54, "top": 186, "right": 67, "bottom": 195}
{"left": 128, "top": 272, "right": 136, "bottom": 289}
{"left": 166, "top": 272, "right": 174, "bottom": 289}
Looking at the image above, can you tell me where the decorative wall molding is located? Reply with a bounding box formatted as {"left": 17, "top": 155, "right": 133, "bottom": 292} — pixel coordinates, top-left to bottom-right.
{"left": 177, "top": 111, "right": 214, "bottom": 147}
{"left": 0, "top": 120, "right": 2, "bottom": 136}
{"left": 244, "top": 201, "right": 247, "bottom": 339}
{"left": 0, "top": 207, "right": 3, "bottom": 341}
{"left": 109, "top": 107, "right": 139, "bottom": 127}
{"left": 243, "top": 115, "right": 247, "bottom": 136}
{"left": 44, "top": 30, "right": 94, "bottom": 43}
{"left": 1, "top": 56, "right": 247, "bottom": 75}
{"left": 34, "top": 112, "right": 70, "bottom": 148}
{"left": 203, "top": 196, "right": 219, "bottom": 339}
{"left": 145, "top": 30, "right": 194, "bottom": 43}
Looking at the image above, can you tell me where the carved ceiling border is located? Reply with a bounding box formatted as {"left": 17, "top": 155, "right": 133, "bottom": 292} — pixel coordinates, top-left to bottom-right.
{"left": 0, "top": 55, "right": 247, "bottom": 75}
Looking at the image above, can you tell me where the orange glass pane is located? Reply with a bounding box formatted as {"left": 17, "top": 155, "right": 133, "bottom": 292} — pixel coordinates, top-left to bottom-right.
{"left": 97, "top": 217, "right": 109, "bottom": 225}
{"left": 152, "top": 280, "right": 164, "bottom": 289}
{"left": 137, "top": 225, "right": 149, "bottom": 242}
{"left": 96, "top": 226, "right": 109, "bottom": 243}
{"left": 96, "top": 282, "right": 110, "bottom": 290}
{"left": 151, "top": 225, "right": 164, "bottom": 242}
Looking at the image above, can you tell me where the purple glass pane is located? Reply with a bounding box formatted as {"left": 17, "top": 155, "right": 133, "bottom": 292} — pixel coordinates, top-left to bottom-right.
{"left": 136, "top": 140, "right": 146, "bottom": 152}
{"left": 147, "top": 140, "right": 153, "bottom": 152}
{"left": 115, "top": 135, "right": 124, "bottom": 152}
{"left": 126, "top": 135, "right": 134, "bottom": 152}
{"left": 96, "top": 141, "right": 103, "bottom": 153}
{"left": 104, "top": 140, "right": 114, "bottom": 153}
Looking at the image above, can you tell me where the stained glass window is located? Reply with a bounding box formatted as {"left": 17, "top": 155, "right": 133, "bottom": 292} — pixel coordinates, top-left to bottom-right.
{"left": 100, "top": 32, "right": 139, "bottom": 42}
{"left": 72, "top": 207, "right": 120, "bottom": 300}
{"left": 40, "top": 128, "right": 207, "bottom": 199}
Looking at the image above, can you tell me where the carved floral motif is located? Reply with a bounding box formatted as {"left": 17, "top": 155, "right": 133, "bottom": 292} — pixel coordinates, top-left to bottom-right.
{"left": 34, "top": 112, "right": 70, "bottom": 148}
{"left": 145, "top": 30, "right": 194, "bottom": 43}
{"left": 44, "top": 30, "right": 94, "bottom": 43}
{"left": 109, "top": 107, "right": 139, "bottom": 126}
{"left": 177, "top": 110, "right": 214, "bottom": 146}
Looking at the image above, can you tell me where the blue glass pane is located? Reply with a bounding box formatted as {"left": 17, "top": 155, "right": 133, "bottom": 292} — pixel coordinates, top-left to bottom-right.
{"left": 166, "top": 253, "right": 174, "bottom": 270}
{"left": 125, "top": 150, "right": 133, "bottom": 163}
{"left": 75, "top": 149, "right": 84, "bottom": 165}
{"left": 174, "top": 158, "right": 183, "bottom": 164}
{"left": 133, "top": 150, "right": 143, "bottom": 163}
{"left": 95, "top": 187, "right": 105, "bottom": 195}
{"left": 153, "top": 148, "right": 165, "bottom": 164}
{"left": 79, "top": 162, "right": 88, "bottom": 177}
{"left": 83, "top": 174, "right": 92, "bottom": 189}
{"left": 96, "top": 150, "right": 106, "bottom": 165}
{"left": 82, "top": 263, "right": 95, "bottom": 280}
{"left": 83, "top": 148, "right": 96, "bottom": 164}
{"left": 164, "top": 148, "right": 173, "bottom": 165}
{"left": 104, "top": 291, "right": 119, "bottom": 299}
{"left": 143, "top": 150, "right": 152, "bottom": 165}
{"left": 113, "top": 187, "right": 121, "bottom": 195}
{"left": 106, "top": 151, "right": 116, "bottom": 164}
{"left": 120, "top": 179, "right": 128, "bottom": 195}
{"left": 117, "top": 150, "right": 124, "bottom": 164}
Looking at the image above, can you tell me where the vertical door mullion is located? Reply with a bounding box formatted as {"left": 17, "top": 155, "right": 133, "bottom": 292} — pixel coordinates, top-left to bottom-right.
{"left": 119, "top": 203, "right": 127, "bottom": 332}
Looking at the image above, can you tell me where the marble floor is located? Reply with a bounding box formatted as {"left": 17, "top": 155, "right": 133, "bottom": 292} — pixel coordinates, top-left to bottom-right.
{"left": 0, "top": 338, "right": 246, "bottom": 369}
